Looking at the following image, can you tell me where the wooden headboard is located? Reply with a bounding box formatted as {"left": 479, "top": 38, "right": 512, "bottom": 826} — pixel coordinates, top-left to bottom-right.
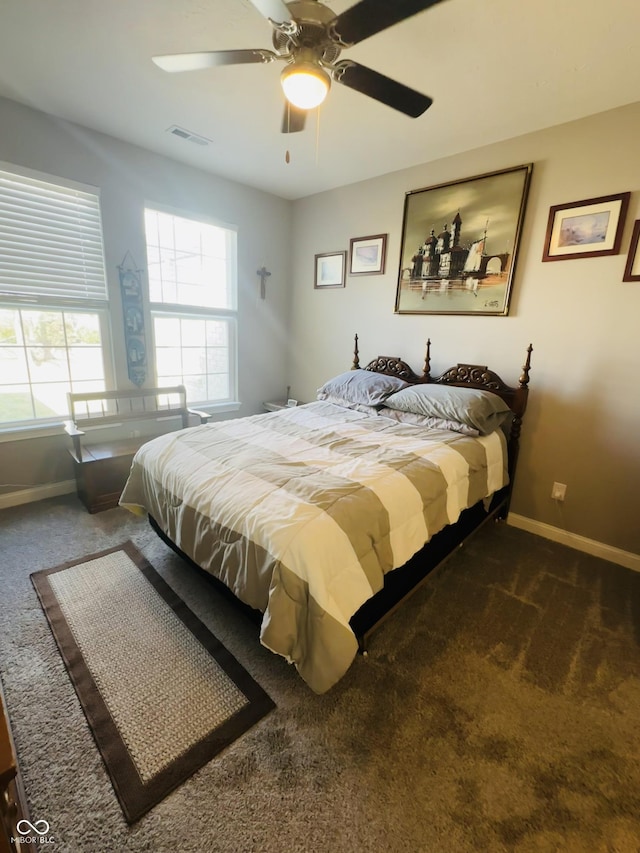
{"left": 351, "top": 333, "right": 533, "bottom": 478}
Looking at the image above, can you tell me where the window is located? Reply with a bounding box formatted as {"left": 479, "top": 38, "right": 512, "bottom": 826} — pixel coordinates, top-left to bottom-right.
{"left": 0, "top": 164, "right": 111, "bottom": 427}
{"left": 144, "top": 207, "right": 237, "bottom": 405}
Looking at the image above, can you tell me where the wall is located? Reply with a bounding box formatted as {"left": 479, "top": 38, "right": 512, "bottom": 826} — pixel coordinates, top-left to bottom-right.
{"left": 0, "top": 96, "right": 292, "bottom": 500}
{"left": 2, "top": 96, "right": 638, "bottom": 563}
{"left": 288, "top": 102, "right": 640, "bottom": 560}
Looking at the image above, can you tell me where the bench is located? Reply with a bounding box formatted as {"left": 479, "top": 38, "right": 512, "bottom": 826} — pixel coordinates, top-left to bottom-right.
{"left": 65, "top": 385, "right": 211, "bottom": 513}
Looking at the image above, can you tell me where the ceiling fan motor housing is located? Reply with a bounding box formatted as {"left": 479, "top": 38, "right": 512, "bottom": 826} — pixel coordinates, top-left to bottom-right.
{"left": 272, "top": 0, "right": 342, "bottom": 67}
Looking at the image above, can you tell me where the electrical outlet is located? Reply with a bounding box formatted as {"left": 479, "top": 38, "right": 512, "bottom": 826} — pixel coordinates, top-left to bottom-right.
{"left": 551, "top": 482, "right": 567, "bottom": 501}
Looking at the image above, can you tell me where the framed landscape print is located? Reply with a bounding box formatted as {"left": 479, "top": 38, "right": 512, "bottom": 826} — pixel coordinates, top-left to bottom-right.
{"left": 542, "top": 192, "right": 630, "bottom": 262}
{"left": 314, "top": 251, "right": 346, "bottom": 288}
{"left": 394, "top": 164, "right": 533, "bottom": 316}
{"left": 623, "top": 220, "right": 640, "bottom": 281}
{"left": 349, "top": 234, "right": 387, "bottom": 275}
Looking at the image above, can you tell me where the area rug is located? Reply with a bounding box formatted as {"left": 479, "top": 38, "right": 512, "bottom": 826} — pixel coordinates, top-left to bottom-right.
{"left": 30, "top": 541, "right": 275, "bottom": 823}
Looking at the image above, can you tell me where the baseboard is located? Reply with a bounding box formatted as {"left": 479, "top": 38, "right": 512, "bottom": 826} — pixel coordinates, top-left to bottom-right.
{"left": 0, "top": 480, "right": 76, "bottom": 510}
{"left": 507, "top": 513, "right": 640, "bottom": 573}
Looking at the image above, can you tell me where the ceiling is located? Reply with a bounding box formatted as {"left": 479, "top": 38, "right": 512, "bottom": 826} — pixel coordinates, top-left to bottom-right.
{"left": 1, "top": 0, "right": 639, "bottom": 201}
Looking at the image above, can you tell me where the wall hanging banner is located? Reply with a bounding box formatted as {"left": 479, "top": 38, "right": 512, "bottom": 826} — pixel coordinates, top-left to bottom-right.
{"left": 118, "top": 253, "right": 147, "bottom": 386}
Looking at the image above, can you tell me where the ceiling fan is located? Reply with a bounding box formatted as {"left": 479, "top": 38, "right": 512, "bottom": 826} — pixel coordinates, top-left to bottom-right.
{"left": 152, "top": 0, "right": 446, "bottom": 134}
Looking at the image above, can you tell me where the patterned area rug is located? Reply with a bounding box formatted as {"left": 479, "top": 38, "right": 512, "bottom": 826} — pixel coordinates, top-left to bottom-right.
{"left": 30, "top": 541, "right": 275, "bottom": 823}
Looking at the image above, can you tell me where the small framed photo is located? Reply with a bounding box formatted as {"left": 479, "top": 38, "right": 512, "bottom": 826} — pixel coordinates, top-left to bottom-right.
{"left": 542, "top": 192, "right": 630, "bottom": 262}
{"left": 623, "top": 220, "right": 640, "bottom": 282}
{"left": 349, "top": 234, "right": 387, "bottom": 276}
{"left": 314, "top": 251, "right": 346, "bottom": 288}
{"left": 286, "top": 398, "right": 298, "bottom": 407}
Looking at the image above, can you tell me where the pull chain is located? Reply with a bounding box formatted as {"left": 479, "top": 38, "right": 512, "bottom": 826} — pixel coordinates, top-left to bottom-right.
{"left": 285, "top": 101, "right": 291, "bottom": 163}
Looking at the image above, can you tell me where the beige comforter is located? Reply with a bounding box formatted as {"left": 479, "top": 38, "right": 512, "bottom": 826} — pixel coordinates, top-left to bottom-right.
{"left": 120, "top": 401, "right": 507, "bottom": 692}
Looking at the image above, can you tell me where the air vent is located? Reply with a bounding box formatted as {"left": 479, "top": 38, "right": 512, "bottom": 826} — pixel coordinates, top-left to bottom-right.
{"left": 166, "top": 125, "right": 212, "bottom": 147}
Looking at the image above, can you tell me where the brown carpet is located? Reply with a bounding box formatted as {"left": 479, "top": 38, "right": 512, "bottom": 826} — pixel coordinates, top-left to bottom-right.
{"left": 1, "top": 496, "right": 639, "bottom": 851}
{"left": 30, "top": 541, "right": 275, "bottom": 823}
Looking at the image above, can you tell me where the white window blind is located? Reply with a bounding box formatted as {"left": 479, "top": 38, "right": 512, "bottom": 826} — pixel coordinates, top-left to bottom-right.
{"left": 0, "top": 165, "right": 108, "bottom": 304}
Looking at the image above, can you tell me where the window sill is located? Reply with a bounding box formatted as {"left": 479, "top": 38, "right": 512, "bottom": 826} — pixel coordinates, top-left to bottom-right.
{"left": 194, "top": 401, "right": 242, "bottom": 415}
{"left": 0, "top": 422, "right": 67, "bottom": 444}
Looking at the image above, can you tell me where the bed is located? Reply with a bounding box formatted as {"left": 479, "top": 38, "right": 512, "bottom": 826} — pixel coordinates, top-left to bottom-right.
{"left": 120, "top": 337, "right": 532, "bottom": 693}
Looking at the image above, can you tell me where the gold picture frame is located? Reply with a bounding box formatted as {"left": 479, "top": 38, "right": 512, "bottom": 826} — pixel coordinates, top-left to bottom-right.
{"left": 395, "top": 164, "right": 532, "bottom": 316}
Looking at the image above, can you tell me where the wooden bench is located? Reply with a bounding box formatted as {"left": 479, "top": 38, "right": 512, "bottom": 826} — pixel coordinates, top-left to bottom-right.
{"left": 65, "top": 385, "right": 211, "bottom": 513}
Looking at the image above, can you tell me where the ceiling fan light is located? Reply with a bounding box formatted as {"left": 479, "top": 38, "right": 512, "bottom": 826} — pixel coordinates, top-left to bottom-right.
{"left": 281, "top": 61, "right": 330, "bottom": 110}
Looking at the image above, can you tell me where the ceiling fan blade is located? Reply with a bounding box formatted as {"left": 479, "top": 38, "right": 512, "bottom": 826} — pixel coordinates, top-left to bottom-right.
{"left": 334, "top": 61, "right": 433, "bottom": 117}
{"left": 281, "top": 104, "right": 307, "bottom": 134}
{"left": 152, "top": 49, "right": 276, "bottom": 72}
{"left": 247, "top": 0, "right": 296, "bottom": 30}
{"left": 330, "top": 0, "right": 447, "bottom": 47}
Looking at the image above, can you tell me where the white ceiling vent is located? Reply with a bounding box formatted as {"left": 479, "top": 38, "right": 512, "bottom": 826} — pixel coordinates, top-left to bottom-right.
{"left": 166, "top": 125, "right": 212, "bottom": 147}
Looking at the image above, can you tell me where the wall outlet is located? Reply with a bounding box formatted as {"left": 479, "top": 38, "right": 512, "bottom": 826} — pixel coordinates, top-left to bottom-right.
{"left": 551, "top": 482, "right": 567, "bottom": 501}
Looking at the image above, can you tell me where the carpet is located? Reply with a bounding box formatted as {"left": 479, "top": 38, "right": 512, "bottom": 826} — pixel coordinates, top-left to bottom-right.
{"left": 4, "top": 497, "right": 640, "bottom": 851}
{"left": 30, "top": 540, "right": 275, "bottom": 823}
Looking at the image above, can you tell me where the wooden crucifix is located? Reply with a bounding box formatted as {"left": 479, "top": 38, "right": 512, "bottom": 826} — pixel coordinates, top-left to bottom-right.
{"left": 256, "top": 266, "right": 271, "bottom": 299}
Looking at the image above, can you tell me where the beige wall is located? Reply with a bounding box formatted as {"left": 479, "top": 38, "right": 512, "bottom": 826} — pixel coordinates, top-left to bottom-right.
{"left": 2, "top": 96, "right": 638, "bottom": 559}
{"left": 0, "top": 96, "right": 293, "bottom": 499}
{"left": 287, "top": 102, "right": 640, "bottom": 557}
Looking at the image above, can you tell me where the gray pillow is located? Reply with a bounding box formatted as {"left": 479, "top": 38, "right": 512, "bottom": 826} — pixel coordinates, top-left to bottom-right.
{"left": 383, "top": 384, "right": 512, "bottom": 435}
{"left": 319, "top": 394, "right": 381, "bottom": 415}
{"left": 377, "top": 406, "right": 480, "bottom": 436}
{"left": 317, "top": 369, "right": 409, "bottom": 407}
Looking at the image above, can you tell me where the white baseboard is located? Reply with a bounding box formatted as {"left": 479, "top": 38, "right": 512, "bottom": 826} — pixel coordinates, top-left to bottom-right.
{"left": 507, "top": 513, "right": 640, "bottom": 573}
{"left": 0, "top": 480, "right": 76, "bottom": 510}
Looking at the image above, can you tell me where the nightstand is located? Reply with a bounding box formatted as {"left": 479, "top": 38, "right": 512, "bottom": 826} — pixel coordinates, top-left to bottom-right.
{"left": 263, "top": 400, "right": 305, "bottom": 412}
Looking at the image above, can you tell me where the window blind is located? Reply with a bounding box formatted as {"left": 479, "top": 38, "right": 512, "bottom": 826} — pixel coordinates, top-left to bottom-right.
{"left": 0, "top": 166, "right": 108, "bottom": 303}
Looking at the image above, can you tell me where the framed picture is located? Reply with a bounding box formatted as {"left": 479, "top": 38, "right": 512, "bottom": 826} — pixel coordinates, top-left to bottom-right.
{"left": 314, "top": 251, "right": 346, "bottom": 289}
{"left": 349, "top": 234, "right": 387, "bottom": 276}
{"left": 623, "top": 220, "right": 640, "bottom": 281}
{"left": 542, "top": 192, "right": 630, "bottom": 262}
{"left": 395, "top": 164, "right": 533, "bottom": 316}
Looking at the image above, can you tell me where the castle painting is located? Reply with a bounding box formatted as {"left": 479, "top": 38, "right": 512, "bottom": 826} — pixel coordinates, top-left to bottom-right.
{"left": 395, "top": 165, "right": 533, "bottom": 316}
